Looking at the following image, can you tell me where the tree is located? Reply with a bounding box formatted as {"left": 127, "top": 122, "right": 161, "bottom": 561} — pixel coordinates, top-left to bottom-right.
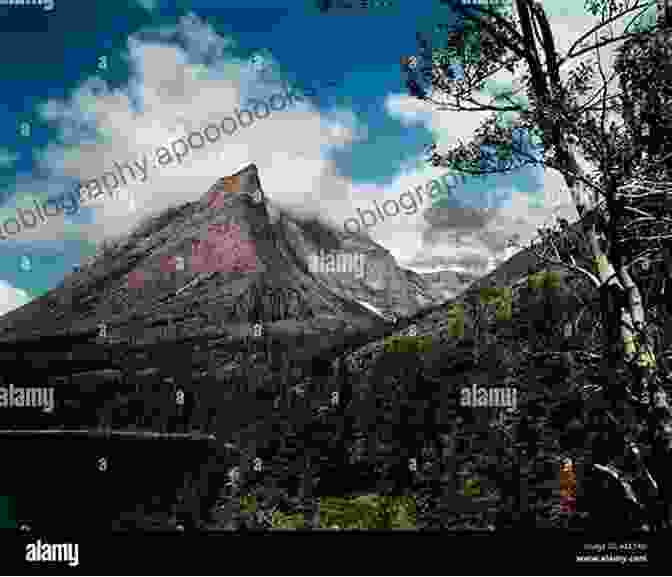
{"left": 408, "top": 0, "right": 672, "bottom": 528}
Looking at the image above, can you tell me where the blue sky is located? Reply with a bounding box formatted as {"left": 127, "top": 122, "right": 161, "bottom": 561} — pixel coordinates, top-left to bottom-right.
{"left": 0, "top": 0, "right": 590, "bottom": 316}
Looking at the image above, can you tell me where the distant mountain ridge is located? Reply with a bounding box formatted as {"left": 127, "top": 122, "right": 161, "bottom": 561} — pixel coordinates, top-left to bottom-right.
{"left": 420, "top": 269, "right": 480, "bottom": 300}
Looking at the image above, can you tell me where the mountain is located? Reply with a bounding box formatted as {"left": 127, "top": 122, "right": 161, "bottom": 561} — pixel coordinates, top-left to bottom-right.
{"left": 0, "top": 163, "right": 447, "bottom": 531}
{"left": 2, "top": 164, "right": 656, "bottom": 533}
{"left": 0, "top": 164, "right": 443, "bottom": 345}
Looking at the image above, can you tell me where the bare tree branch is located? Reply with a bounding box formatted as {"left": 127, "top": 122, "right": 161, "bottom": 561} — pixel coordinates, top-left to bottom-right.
{"left": 564, "top": 29, "right": 657, "bottom": 63}
{"left": 561, "top": 1, "right": 656, "bottom": 64}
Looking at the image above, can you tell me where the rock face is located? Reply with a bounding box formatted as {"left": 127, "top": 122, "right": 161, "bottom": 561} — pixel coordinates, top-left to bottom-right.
{"left": 0, "top": 163, "right": 447, "bottom": 531}
{"left": 0, "top": 162, "right": 447, "bottom": 446}
{"left": 0, "top": 164, "right": 442, "bottom": 345}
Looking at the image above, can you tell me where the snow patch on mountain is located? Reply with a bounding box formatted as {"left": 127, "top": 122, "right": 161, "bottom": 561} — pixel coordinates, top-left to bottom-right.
{"left": 355, "top": 299, "right": 396, "bottom": 322}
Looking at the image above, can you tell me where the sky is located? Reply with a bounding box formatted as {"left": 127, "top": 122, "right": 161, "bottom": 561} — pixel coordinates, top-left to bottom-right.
{"left": 0, "top": 0, "right": 657, "bottom": 317}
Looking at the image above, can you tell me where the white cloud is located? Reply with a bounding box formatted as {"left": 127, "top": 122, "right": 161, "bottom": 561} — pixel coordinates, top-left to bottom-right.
{"left": 385, "top": 92, "right": 490, "bottom": 151}
{"left": 543, "top": 0, "right": 656, "bottom": 118}
{"left": 12, "top": 14, "right": 368, "bottom": 246}
{"left": 0, "top": 280, "right": 31, "bottom": 318}
{"left": 384, "top": 0, "right": 646, "bottom": 273}
{"left": 4, "top": 5, "right": 640, "bottom": 280}
{"left": 4, "top": 13, "right": 508, "bottom": 279}
{"left": 382, "top": 90, "right": 575, "bottom": 273}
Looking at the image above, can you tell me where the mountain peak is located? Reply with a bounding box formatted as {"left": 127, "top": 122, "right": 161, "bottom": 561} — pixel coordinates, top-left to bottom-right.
{"left": 203, "top": 163, "right": 263, "bottom": 209}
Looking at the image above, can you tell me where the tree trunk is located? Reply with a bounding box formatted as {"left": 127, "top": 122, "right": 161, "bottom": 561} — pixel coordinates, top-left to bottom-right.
{"left": 562, "top": 148, "right": 672, "bottom": 526}
{"left": 562, "top": 143, "right": 659, "bottom": 387}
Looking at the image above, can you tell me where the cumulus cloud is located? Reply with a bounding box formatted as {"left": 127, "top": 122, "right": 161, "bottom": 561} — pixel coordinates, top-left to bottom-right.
{"left": 386, "top": 92, "right": 490, "bottom": 152}
{"left": 11, "top": 13, "right": 367, "bottom": 247}
{"left": 0, "top": 280, "right": 31, "bottom": 317}
{"left": 383, "top": 0, "right": 652, "bottom": 275}
{"left": 3, "top": 4, "right": 622, "bottom": 283}
{"left": 382, "top": 8, "right": 605, "bottom": 276}
{"left": 424, "top": 205, "right": 495, "bottom": 230}
{"left": 2, "top": 11, "right": 466, "bottom": 278}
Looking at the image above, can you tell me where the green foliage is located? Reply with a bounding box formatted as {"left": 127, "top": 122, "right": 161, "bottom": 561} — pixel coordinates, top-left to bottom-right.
{"left": 445, "top": 303, "right": 465, "bottom": 338}
{"left": 527, "top": 271, "right": 562, "bottom": 291}
{"left": 615, "top": 28, "right": 672, "bottom": 179}
{"left": 271, "top": 510, "right": 305, "bottom": 529}
{"left": 422, "top": 0, "right": 667, "bottom": 190}
{"left": 318, "top": 494, "right": 416, "bottom": 529}
{"left": 383, "top": 335, "right": 432, "bottom": 353}
{"left": 239, "top": 494, "right": 257, "bottom": 513}
{"left": 479, "top": 286, "right": 503, "bottom": 303}
{"left": 386, "top": 495, "right": 417, "bottom": 529}
{"left": 527, "top": 272, "right": 544, "bottom": 291}
{"left": 494, "top": 296, "right": 512, "bottom": 322}
{"left": 584, "top": 0, "right": 656, "bottom": 28}
{"left": 463, "top": 478, "right": 481, "bottom": 497}
{"left": 584, "top": 0, "right": 608, "bottom": 17}
{"left": 0, "top": 496, "right": 16, "bottom": 529}
{"left": 479, "top": 286, "right": 512, "bottom": 321}
{"left": 199, "top": 250, "right": 654, "bottom": 532}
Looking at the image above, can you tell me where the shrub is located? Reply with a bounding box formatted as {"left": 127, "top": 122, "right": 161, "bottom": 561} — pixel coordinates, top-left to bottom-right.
{"left": 318, "top": 494, "right": 416, "bottom": 529}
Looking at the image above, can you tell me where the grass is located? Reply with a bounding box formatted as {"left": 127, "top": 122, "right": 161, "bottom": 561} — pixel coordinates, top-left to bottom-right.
{"left": 233, "top": 493, "right": 417, "bottom": 530}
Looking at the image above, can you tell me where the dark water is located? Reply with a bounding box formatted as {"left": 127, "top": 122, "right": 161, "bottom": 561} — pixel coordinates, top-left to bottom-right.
{"left": 0, "top": 434, "right": 236, "bottom": 531}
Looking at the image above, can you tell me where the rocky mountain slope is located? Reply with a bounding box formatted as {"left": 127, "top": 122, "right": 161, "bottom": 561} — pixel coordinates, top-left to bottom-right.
{"left": 0, "top": 164, "right": 444, "bottom": 345}
{"left": 4, "top": 163, "right": 658, "bottom": 533}
{"left": 420, "top": 269, "right": 479, "bottom": 301}
{"left": 0, "top": 164, "right": 448, "bottom": 531}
